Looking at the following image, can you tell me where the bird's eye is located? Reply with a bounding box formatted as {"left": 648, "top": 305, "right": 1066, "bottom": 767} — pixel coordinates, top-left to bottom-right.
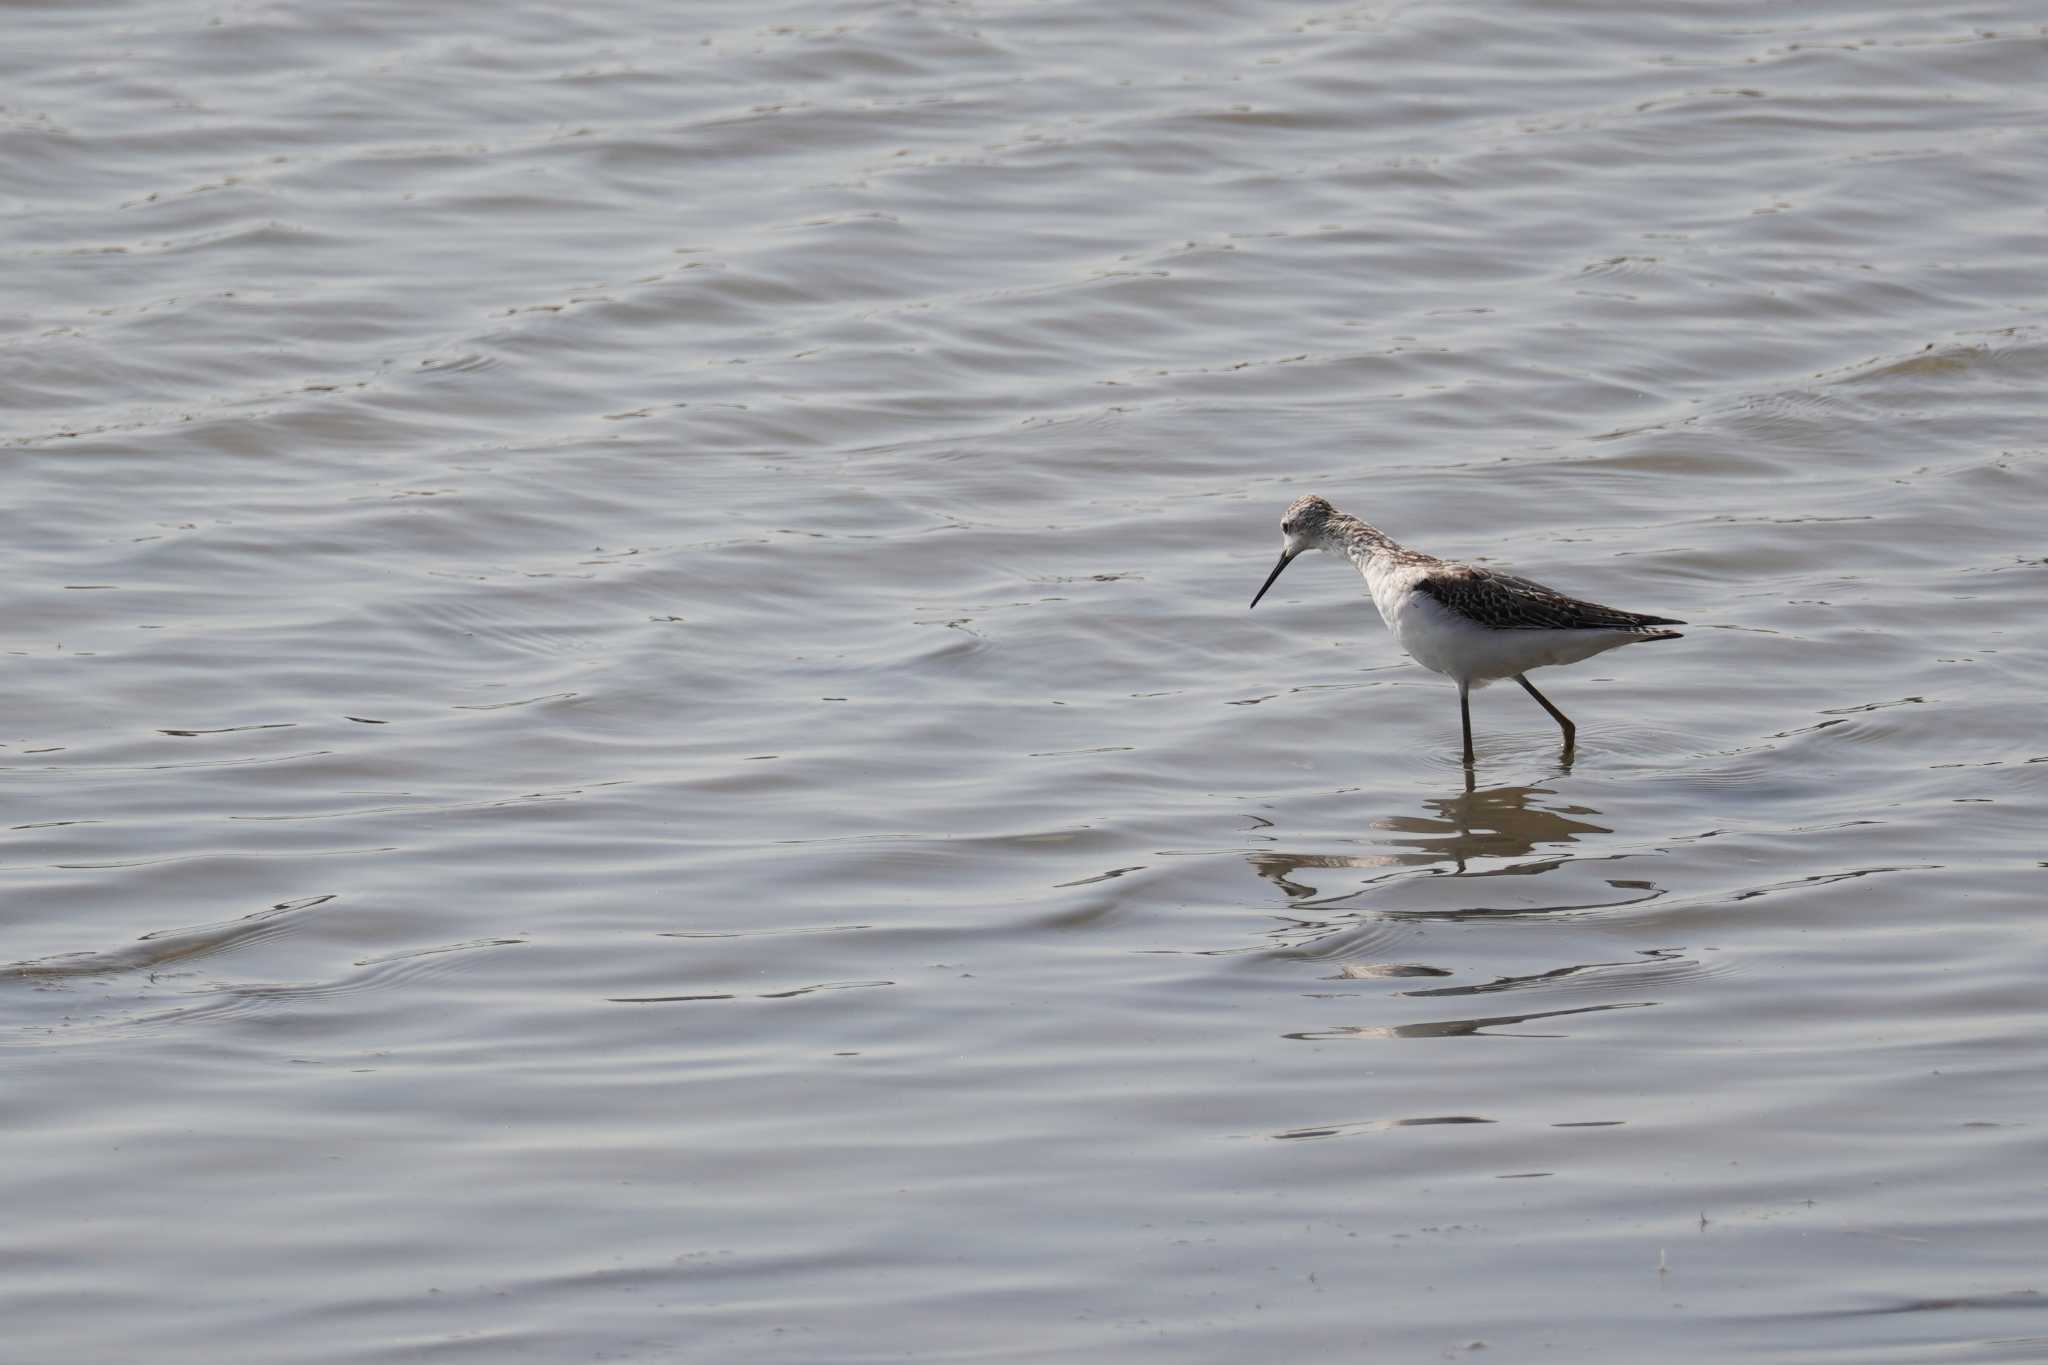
{"left": 1282, "top": 520, "right": 1295, "bottom": 533}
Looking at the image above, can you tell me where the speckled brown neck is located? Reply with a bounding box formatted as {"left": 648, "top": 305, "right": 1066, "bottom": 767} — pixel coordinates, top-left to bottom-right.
{"left": 1325, "top": 510, "right": 1431, "bottom": 570}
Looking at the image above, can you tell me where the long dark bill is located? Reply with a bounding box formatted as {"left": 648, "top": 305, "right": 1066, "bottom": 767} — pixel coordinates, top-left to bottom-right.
{"left": 1248, "top": 550, "right": 1296, "bottom": 609}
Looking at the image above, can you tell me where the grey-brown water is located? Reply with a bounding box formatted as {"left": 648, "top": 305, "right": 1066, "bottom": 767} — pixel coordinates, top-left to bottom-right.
{"left": 6, "top": 1, "right": 2047, "bottom": 1360}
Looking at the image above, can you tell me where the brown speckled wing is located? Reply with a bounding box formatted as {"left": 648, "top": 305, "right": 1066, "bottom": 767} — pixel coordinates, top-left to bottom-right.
{"left": 1417, "top": 565, "right": 1684, "bottom": 633}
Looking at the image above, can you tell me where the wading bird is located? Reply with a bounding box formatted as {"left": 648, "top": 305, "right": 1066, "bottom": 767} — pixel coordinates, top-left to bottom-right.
{"left": 1249, "top": 494, "right": 1684, "bottom": 763}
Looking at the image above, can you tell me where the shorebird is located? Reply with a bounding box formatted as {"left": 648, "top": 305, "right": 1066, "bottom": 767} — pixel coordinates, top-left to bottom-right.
{"left": 1248, "top": 494, "right": 1684, "bottom": 763}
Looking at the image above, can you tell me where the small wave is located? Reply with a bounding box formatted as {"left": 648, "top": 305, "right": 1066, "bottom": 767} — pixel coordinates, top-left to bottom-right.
{"left": 3, "top": 929, "right": 524, "bottom": 1046}
{"left": 609, "top": 979, "right": 893, "bottom": 1004}
{"left": 1256, "top": 913, "right": 1419, "bottom": 963}
{"left": 1397, "top": 948, "right": 1732, "bottom": 1003}
{"left": 158, "top": 722, "right": 296, "bottom": 737}
{"left": 0, "top": 748, "right": 335, "bottom": 776}
{"left": 451, "top": 691, "right": 578, "bottom": 711}
{"left": 1271, "top": 1115, "right": 1494, "bottom": 1141}
{"left": 1284, "top": 1000, "right": 1654, "bottom": 1041}
{"left": 2, "top": 894, "right": 337, "bottom": 981}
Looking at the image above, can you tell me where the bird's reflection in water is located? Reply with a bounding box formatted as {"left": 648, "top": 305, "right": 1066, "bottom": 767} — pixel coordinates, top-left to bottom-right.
{"left": 1250, "top": 774, "right": 1611, "bottom": 904}
{"left": 1242, "top": 770, "right": 1667, "bottom": 968}
{"left": 1242, "top": 771, "right": 1681, "bottom": 1040}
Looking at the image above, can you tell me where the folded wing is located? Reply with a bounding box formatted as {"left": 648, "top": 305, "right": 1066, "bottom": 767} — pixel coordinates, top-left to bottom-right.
{"left": 1417, "top": 565, "right": 1684, "bottom": 634}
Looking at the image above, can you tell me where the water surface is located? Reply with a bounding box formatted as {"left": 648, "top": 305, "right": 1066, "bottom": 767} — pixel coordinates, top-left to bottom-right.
{"left": 5, "top": 1, "right": 2047, "bottom": 1360}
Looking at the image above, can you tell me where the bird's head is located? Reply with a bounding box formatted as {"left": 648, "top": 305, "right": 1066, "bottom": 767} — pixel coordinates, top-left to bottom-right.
{"left": 1250, "top": 494, "right": 1335, "bottom": 609}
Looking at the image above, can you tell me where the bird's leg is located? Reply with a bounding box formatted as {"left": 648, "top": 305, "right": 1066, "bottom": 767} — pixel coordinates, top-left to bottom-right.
{"left": 1516, "top": 674, "right": 1575, "bottom": 751}
{"left": 1459, "top": 683, "right": 1475, "bottom": 767}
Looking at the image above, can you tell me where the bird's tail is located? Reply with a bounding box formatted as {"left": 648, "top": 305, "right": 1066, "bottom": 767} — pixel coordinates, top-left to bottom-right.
{"left": 1630, "top": 612, "right": 1684, "bottom": 641}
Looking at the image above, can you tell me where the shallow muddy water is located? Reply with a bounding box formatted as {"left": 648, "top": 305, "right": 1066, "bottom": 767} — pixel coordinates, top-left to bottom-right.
{"left": 4, "top": 1, "right": 2047, "bottom": 1360}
